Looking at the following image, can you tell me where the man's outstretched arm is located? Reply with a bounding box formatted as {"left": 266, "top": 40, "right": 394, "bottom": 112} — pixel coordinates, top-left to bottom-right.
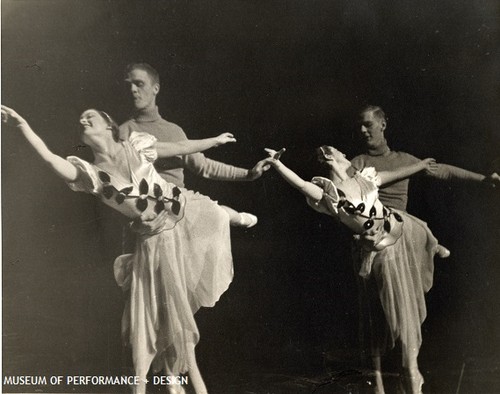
{"left": 425, "top": 163, "right": 499, "bottom": 187}
{"left": 184, "top": 152, "right": 270, "bottom": 181}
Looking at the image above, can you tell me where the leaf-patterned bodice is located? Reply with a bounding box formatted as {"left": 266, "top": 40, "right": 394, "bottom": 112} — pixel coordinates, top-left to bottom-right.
{"left": 306, "top": 168, "right": 404, "bottom": 249}
{"left": 66, "top": 132, "right": 185, "bottom": 223}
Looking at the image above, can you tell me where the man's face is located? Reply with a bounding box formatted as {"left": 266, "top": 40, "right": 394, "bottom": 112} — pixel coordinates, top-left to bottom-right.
{"left": 358, "top": 110, "right": 386, "bottom": 149}
{"left": 125, "top": 69, "right": 159, "bottom": 111}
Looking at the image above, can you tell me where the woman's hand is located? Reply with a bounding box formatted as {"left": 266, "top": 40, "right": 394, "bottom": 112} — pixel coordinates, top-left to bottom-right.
{"left": 421, "top": 158, "right": 438, "bottom": 174}
{"left": 214, "top": 132, "right": 236, "bottom": 146}
{"left": 354, "top": 228, "right": 385, "bottom": 252}
{"left": 1, "top": 105, "right": 27, "bottom": 127}
{"left": 246, "top": 159, "right": 272, "bottom": 180}
{"left": 257, "top": 148, "right": 286, "bottom": 169}
{"left": 264, "top": 148, "right": 286, "bottom": 161}
{"left": 2, "top": 104, "right": 80, "bottom": 182}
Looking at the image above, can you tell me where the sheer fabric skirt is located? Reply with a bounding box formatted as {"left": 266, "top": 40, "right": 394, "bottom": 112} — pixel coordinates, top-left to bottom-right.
{"left": 354, "top": 211, "right": 438, "bottom": 367}
{"left": 114, "top": 191, "right": 233, "bottom": 375}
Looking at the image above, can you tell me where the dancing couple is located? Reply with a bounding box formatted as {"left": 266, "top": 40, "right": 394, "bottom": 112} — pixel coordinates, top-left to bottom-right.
{"left": 3, "top": 65, "right": 498, "bottom": 393}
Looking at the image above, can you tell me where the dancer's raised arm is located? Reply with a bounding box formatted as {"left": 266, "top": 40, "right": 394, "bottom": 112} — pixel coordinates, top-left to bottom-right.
{"left": 155, "top": 132, "right": 236, "bottom": 158}
{"left": 1, "top": 105, "right": 79, "bottom": 182}
{"left": 319, "top": 145, "right": 437, "bottom": 187}
{"left": 264, "top": 148, "right": 324, "bottom": 201}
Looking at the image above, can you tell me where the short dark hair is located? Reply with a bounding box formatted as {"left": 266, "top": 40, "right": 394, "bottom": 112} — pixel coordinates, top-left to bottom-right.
{"left": 359, "top": 105, "right": 387, "bottom": 122}
{"left": 125, "top": 62, "right": 160, "bottom": 85}
{"left": 98, "top": 110, "right": 123, "bottom": 142}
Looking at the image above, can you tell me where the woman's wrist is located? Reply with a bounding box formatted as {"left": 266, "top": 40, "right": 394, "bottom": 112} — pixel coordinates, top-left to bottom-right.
{"left": 15, "top": 120, "right": 29, "bottom": 128}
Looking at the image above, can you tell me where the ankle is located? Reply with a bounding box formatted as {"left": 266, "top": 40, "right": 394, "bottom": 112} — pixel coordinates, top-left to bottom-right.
{"left": 404, "top": 368, "right": 424, "bottom": 394}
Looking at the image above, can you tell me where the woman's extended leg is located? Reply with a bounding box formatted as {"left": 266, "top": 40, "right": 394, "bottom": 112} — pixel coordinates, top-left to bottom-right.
{"left": 165, "top": 376, "right": 186, "bottom": 394}
{"left": 163, "top": 356, "right": 187, "bottom": 394}
{"left": 403, "top": 366, "right": 424, "bottom": 394}
{"left": 402, "top": 346, "right": 424, "bottom": 394}
{"left": 185, "top": 342, "right": 208, "bottom": 394}
{"left": 436, "top": 244, "right": 451, "bottom": 258}
{"left": 372, "top": 355, "right": 386, "bottom": 394}
{"left": 131, "top": 344, "right": 157, "bottom": 394}
{"left": 162, "top": 343, "right": 207, "bottom": 393}
{"left": 220, "top": 205, "right": 258, "bottom": 228}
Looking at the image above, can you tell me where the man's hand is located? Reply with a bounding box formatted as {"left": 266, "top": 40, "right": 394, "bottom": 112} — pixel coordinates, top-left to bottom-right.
{"left": 354, "top": 227, "right": 385, "bottom": 252}
{"left": 421, "top": 158, "right": 438, "bottom": 175}
{"left": 246, "top": 159, "right": 272, "bottom": 180}
{"left": 130, "top": 210, "right": 169, "bottom": 235}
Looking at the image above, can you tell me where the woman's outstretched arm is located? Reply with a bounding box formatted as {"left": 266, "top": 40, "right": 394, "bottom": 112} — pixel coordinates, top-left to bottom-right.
{"left": 264, "top": 148, "right": 324, "bottom": 201}
{"left": 377, "top": 158, "right": 437, "bottom": 186}
{"left": 155, "top": 132, "right": 236, "bottom": 158}
{"left": 1, "top": 105, "right": 79, "bottom": 182}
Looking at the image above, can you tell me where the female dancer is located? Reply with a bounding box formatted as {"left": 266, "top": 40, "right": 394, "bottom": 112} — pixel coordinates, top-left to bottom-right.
{"left": 1, "top": 105, "right": 258, "bottom": 394}
{"left": 262, "top": 146, "right": 449, "bottom": 394}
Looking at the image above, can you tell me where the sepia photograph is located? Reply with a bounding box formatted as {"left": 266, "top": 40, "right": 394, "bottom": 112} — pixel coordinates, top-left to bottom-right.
{"left": 2, "top": 0, "right": 499, "bottom": 393}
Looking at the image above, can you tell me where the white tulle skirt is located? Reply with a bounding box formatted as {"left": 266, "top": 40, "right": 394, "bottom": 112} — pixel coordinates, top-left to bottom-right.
{"left": 354, "top": 210, "right": 438, "bottom": 367}
{"left": 114, "top": 190, "right": 233, "bottom": 375}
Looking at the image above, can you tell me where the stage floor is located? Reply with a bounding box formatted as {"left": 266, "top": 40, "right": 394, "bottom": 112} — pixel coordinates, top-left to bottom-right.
{"left": 4, "top": 358, "right": 499, "bottom": 394}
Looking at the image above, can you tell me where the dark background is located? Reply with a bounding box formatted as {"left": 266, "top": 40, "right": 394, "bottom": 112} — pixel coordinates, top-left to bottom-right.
{"left": 2, "top": 0, "right": 499, "bottom": 393}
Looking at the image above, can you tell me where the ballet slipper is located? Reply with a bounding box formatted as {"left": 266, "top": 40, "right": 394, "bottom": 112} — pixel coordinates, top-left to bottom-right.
{"left": 273, "top": 148, "right": 286, "bottom": 160}
{"left": 436, "top": 244, "right": 451, "bottom": 258}
{"left": 237, "top": 212, "right": 258, "bottom": 228}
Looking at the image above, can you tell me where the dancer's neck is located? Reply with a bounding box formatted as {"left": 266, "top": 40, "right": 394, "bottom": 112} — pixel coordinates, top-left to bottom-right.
{"left": 134, "top": 106, "right": 161, "bottom": 122}
{"left": 90, "top": 137, "right": 124, "bottom": 163}
{"left": 367, "top": 140, "right": 391, "bottom": 156}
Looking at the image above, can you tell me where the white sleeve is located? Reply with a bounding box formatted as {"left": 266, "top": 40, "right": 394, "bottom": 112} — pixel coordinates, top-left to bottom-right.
{"left": 129, "top": 131, "right": 158, "bottom": 163}
{"left": 65, "top": 156, "right": 100, "bottom": 194}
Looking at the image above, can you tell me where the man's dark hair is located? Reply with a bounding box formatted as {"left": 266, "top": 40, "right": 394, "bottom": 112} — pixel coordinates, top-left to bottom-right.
{"left": 125, "top": 63, "right": 160, "bottom": 85}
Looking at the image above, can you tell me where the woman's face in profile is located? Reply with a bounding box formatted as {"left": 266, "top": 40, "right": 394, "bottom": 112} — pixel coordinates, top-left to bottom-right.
{"left": 319, "top": 146, "right": 351, "bottom": 167}
{"left": 80, "top": 110, "right": 107, "bottom": 131}
{"left": 317, "top": 146, "right": 352, "bottom": 180}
